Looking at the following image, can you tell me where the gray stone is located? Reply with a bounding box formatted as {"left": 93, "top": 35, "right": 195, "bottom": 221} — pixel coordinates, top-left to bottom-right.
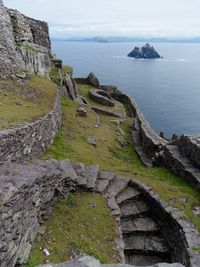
{"left": 124, "top": 234, "right": 169, "bottom": 253}
{"left": 77, "top": 107, "right": 87, "bottom": 117}
{"left": 121, "top": 217, "right": 158, "bottom": 233}
{"left": 87, "top": 72, "right": 100, "bottom": 88}
{"left": 116, "top": 187, "right": 140, "bottom": 205}
{"left": 87, "top": 138, "right": 97, "bottom": 146}
{"left": 73, "top": 163, "right": 87, "bottom": 188}
{"left": 85, "top": 165, "right": 99, "bottom": 190}
{"left": 95, "top": 171, "right": 115, "bottom": 193}
{"left": 105, "top": 176, "right": 129, "bottom": 197}
{"left": 89, "top": 89, "right": 114, "bottom": 107}
{"left": 120, "top": 200, "right": 149, "bottom": 218}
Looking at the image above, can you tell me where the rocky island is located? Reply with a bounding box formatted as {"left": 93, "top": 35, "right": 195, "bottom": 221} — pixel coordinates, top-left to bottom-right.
{"left": 127, "top": 43, "right": 161, "bottom": 59}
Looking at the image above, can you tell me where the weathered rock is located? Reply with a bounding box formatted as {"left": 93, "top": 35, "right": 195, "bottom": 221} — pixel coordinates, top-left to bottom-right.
{"left": 89, "top": 89, "right": 115, "bottom": 106}
{"left": 127, "top": 43, "right": 161, "bottom": 59}
{"left": 77, "top": 106, "right": 87, "bottom": 117}
{"left": 64, "top": 73, "right": 80, "bottom": 100}
{"left": 87, "top": 138, "right": 97, "bottom": 146}
{"left": 87, "top": 72, "right": 100, "bottom": 88}
{"left": 85, "top": 165, "right": 99, "bottom": 190}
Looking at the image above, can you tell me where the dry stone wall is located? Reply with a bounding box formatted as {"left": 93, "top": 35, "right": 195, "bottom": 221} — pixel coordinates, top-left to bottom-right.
{"left": 0, "top": 91, "right": 61, "bottom": 164}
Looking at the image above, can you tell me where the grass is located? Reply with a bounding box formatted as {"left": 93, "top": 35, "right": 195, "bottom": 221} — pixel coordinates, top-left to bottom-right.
{"left": 49, "top": 68, "right": 61, "bottom": 85}
{"left": 25, "top": 192, "right": 119, "bottom": 267}
{"left": 16, "top": 44, "right": 43, "bottom": 53}
{"left": 0, "top": 76, "right": 56, "bottom": 128}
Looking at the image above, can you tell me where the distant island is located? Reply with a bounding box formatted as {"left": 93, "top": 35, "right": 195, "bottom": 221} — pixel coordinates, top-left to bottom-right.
{"left": 127, "top": 43, "right": 162, "bottom": 59}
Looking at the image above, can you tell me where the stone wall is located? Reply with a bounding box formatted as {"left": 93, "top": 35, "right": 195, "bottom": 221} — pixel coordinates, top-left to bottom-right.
{"left": 0, "top": 160, "right": 77, "bottom": 267}
{"left": 0, "top": 91, "right": 62, "bottom": 164}
{"left": 111, "top": 92, "right": 167, "bottom": 160}
{"left": 0, "top": 0, "right": 52, "bottom": 78}
{"left": 0, "top": 0, "right": 24, "bottom": 78}
{"left": 177, "top": 135, "right": 200, "bottom": 168}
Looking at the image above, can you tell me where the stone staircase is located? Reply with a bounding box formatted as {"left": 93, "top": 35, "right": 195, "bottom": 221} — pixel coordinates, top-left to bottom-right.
{"left": 162, "top": 145, "right": 200, "bottom": 190}
{"left": 72, "top": 163, "right": 171, "bottom": 266}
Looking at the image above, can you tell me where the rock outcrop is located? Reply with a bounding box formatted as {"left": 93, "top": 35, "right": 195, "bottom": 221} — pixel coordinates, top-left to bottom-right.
{"left": 87, "top": 72, "right": 100, "bottom": 88}
{"left": 0, "top": 0, "right": 52, "bottom": 78}
{"left": 127, "top": 43, "right": 161, "bottom": 59}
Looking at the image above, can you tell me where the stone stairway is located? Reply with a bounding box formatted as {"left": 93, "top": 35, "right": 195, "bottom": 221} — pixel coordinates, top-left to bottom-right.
{"left": 162, "top": 145, "right": 200, "bottom": 190}
{"left": 72, "top": 163, "right": 171, "bottom": 266}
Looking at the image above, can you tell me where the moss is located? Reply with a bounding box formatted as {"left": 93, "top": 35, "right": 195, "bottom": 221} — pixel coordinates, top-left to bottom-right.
{"left": 26, "top": 192, "right": 119, "bottom": 266}
{"left": 16, "top": 43, "right": 43, "bottom": 53}
{"left": 0, "top": 76, "right": 56, "bottom": 128}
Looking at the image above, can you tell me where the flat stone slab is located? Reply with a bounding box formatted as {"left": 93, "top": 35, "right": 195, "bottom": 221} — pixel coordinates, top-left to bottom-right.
{"left": 120, "top": 200, "right": 149, "bottom": 218}
{"left": 73, "top": 162, "right": 87, "bottom": 187}
{"left": 124, "top": 234, "right": 169, "bottom": 253}
{"left": 116, "top": 187, "right": 141, "bottom": 205}
{"left": 121, "top": 217, "right": 159, "bottom": 233}
{"left": 107, "top": 197, "right": 120, "bottom": 216}
{"left": 125, "top": 254, "right": 168, "bottom": 266}
{"left": 95, "top": 171, "right": 115, "bottom": 193}
{"left": 85, "top": 165, "right": 99, "bottom": 190}
{"left": 105, "top": 176, "right": 129, "bottom": 197}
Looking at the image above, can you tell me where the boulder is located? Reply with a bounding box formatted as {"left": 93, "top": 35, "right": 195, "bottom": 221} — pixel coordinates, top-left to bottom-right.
{"left": 127, "top": 43, "right": 161, "bottom": 59}
{"left": 87, "top": 72, "right": 100, "bottom": 88}
{"left": 77, "top": 107, "right": 87, "bottom": 117}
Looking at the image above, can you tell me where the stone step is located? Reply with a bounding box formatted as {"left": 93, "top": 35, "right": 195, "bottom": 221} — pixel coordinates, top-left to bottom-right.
{"left": 116, "top": 186, "right": 141, "bottom": 205}
{"left": 120, "top": 200, "right": 149, "bottom": 219}
{"left": 164, "top": 145, "right": 200, "bottom": 189}
{"left": 85, "top": 165, "right": 99, "bottom": 190}
{"left": 57, "top": 160, "right": 78, "bottom": 182}
{"left": 105, "top": 176, "right": 129, "bottom": 198}
{"left": 73, "top": 162, "right": 87, "bottom": 188}
{"left": 121, "top": 217, "right": 159, "bottom": 234}
{"left": 95, "top": 171, "right": 116, "bottom": 193}
{"left": 124, "top": 234, "right": 169, "bottom": 254}
{"left": 125, "top": 253, "right": 167, "bottom": 266}
{"left": 107, "top": 197, "right": 121, "bottom": 217}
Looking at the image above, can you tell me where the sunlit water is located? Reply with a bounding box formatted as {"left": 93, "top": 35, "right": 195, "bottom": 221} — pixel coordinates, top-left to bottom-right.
{"left": 52, "top": 41, "right": 200, "bottom": 138}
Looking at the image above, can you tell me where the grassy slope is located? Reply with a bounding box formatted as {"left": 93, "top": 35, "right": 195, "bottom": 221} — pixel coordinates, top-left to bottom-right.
{"left": 26, "top": 192, "right": 119, "bottom": 267}
{"left": 0, "top": 76, "right": 56, "bottom": 128}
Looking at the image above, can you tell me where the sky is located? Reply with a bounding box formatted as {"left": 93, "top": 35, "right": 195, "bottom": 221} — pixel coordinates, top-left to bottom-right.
{"left": 4, "top": 0, "right": 200, "bottom": 39}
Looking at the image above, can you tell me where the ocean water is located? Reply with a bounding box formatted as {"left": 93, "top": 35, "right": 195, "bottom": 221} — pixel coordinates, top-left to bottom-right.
{"left": 52, "top": 41, "right": 200, "bottom": 138}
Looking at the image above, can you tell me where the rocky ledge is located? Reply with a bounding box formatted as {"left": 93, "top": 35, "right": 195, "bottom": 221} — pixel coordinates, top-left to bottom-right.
{"left": 127, "top": 43, "right": 161, "bottom": 59}
{"left": 37, "top": 256, "right": 184, "bottom": 267}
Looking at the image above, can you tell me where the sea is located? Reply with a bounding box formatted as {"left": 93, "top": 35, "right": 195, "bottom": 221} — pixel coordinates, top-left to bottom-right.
{"left": 52, "top": 41, "right": 200, "bottom": 138}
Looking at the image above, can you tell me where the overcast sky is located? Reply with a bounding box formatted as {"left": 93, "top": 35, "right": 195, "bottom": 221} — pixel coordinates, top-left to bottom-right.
{"left": 4, "top": 0, "right": 200, "bottom": 38}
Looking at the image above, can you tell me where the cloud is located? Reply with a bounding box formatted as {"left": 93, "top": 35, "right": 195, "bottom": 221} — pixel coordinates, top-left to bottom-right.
{"left": 4, "top": 0, "right": 200, "bottom": 37}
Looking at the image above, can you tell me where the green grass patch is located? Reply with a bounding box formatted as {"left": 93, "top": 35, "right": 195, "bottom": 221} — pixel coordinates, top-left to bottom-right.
{"left": 0, "top": 76, "right": 56, "bottom": 128}
{"left": 16, "top": 43, "right": 43, "bottom": 53}
{"left": 49, "top": 68, "right": 61, "bottom": 85}
{"left": 25, "top": 192, "right": 119, "bottom": 266}
{"left": 62, "top": 65, "right": 73, "bottom": 74}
